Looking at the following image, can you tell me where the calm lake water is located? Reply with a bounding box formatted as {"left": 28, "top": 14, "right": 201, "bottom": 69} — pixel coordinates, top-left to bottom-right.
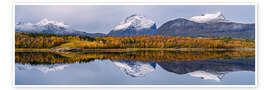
{"left": 15, "top": 50, "right": 255, "bottom": 85}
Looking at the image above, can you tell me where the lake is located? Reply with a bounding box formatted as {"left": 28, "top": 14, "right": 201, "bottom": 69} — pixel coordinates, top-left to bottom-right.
{"left": 15, "top": 50, "right": 255, "bottom": 85}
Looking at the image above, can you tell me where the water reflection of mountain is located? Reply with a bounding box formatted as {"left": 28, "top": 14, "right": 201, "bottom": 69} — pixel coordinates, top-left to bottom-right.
{"left": 187, "top": 71, "right": 225, "bottom": 82}
{"left": 16, "top": 64, "right": 69, "bottom": 73}
{"left": 15, "top": 51, "right": 255, "bottom": 81}
{"left": 113, "top": 60, "right": 156, "bottom": 77}
{"left": 158, "top": 57, "right": 255, "bottom": 81}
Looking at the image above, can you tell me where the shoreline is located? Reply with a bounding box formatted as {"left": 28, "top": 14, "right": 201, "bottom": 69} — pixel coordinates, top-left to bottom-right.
{"left": 15, "top": 48, "right": 255, "bottom": 52}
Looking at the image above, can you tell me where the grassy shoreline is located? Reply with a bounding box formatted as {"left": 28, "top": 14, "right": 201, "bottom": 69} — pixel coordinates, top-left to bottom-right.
{"left": 15, "top": 48, "right": 255, "bottom": 52}
{"left": 15, "top": 48, "right": 51, "bottom": 52}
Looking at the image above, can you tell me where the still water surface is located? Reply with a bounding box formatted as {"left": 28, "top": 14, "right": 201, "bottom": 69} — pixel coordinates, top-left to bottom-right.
{"left": 15, "top": 50, "right": 255, "bottom": 85}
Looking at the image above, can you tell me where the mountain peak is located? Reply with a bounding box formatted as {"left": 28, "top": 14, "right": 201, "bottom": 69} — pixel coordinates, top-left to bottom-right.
{"left": 189, "top": 12, "right": 228, "bottom": 23}
{"left": 126, "top": 14, "right": 144, "bottom": 19}
{"left": 112, "top": 14, "right": 156, "bottom": 31}
{"left": 37, "top": 18, "right": 49, "bottom": 25}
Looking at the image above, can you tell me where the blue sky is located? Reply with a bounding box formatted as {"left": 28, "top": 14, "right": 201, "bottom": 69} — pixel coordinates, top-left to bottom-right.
{"left": 15, "top": 5, "right": 255, "bottom": 34}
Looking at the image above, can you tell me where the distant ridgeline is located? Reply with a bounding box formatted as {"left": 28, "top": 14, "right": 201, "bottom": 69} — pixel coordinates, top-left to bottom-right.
{"left": 15, "top": 12, "right": 255, "bottom": 49}
{"left": 156, "top": 12, "right": 255, "bottom": 40}
{"left": 16, "top": 12, "right": 255, "bottom": 40}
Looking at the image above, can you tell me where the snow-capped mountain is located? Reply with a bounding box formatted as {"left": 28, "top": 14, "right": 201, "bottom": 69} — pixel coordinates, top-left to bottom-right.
{"left": 16, "top": 18, "right": 105, "bottom": 36}
{"left": 189, "top": 12, "right": 228, "bottom": 23}
{"left": 156, "top": 12, "right": 255, "bottom": 40}
{"left": 113, "top": 60, "right": 156, "bottom": 77}
{"left": 108, "top": 14, "right": 157, "bottom": 36}
{"left": 188, "top": 71, "right": 225, "bottom": 82}
{"left": 16, "top": 64, "right": 69, "bottom": 73}
{"left": 16, "top": 18, "right": 70, "bottom": 34}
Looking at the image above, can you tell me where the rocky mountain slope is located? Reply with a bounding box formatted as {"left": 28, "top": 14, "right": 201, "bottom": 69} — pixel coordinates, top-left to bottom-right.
{"left": 156, "top": 12, "right": 255, "bottom": 39}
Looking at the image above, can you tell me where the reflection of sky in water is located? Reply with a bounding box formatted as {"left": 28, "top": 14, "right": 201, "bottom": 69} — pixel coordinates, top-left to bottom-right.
{"left": 15, "top": 59, "right": 255, "bottom": 85}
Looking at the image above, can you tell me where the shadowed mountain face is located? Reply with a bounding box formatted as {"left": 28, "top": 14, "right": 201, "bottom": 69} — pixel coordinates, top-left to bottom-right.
{"left": 108, "top": 26, "right": 156, "bottom": 36}
{"left": 156, "top": 18, "right": 255, "bottom": 40}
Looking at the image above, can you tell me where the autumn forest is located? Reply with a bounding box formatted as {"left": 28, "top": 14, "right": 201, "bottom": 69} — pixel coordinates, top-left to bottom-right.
{"left": 15, "top": 32, "right": 255, "bottom": 50}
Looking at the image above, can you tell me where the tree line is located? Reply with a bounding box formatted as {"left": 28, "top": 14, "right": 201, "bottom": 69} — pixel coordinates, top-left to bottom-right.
{"left": 15, "top": 32, "right": 255, "bottom": 49}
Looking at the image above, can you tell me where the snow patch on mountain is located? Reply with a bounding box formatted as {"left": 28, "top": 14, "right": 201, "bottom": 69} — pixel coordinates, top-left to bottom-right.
{"left": 187, "top": 70, "right": 225, "bottom": 82}
{"left": 189, "top": 12, "right": 228, "bottom": 23}
{"left": 112, "top": 14, "right": 156, "bottom": 31}
{"left": 113, "top": 60, "right": 156, "bottom": 77}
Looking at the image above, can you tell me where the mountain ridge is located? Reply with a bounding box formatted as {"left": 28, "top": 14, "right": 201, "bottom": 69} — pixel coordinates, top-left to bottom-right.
{"left": 156, "top": 17, "right": 255, "bottom": 40}
{"left": 16, "top": 18, "right": 105, "bottom": 37}
{"left": 15, "top": 12, "right": 255, "bottom": 39}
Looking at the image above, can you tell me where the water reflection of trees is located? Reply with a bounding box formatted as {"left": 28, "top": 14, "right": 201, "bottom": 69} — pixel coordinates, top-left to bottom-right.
{"left": 15, "top": 52, "right": 95, "bottom": 65}
{"left": 15, "top": 50, "right": 255, "bottom": 64}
